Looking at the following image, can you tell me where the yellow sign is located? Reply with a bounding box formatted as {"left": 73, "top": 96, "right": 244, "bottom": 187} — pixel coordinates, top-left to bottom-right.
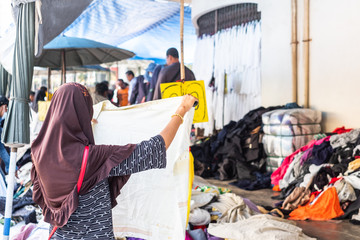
{"left": 46, "top": 92, "right": 53, "bottom": 101}
{"left": 160, "top": 80, "right": 208, "bottom": 123}
{"left": 38, "top": 101, "right": 51, "bottom": 121}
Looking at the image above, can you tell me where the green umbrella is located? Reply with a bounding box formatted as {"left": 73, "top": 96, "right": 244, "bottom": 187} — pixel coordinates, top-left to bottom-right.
{"left": 0, "top": 64, "right": 11, "bottom": 96}
{"left": 1, "top": 2, "right": 35, "bottom": 239}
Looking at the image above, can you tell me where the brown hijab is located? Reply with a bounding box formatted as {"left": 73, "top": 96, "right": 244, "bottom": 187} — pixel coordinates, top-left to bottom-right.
{"left": 31, "top": 83, "right": 135, "bottom": 227}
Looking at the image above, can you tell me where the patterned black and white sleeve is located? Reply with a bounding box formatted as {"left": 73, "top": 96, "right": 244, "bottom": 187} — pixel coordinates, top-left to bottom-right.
{"left": 109, "top": 135, "right": 167, "bottom": 176}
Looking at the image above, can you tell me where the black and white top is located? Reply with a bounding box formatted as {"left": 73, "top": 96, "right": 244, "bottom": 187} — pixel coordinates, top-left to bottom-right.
{"left": 50, "top": 135, "right": 166, "bottom": 239}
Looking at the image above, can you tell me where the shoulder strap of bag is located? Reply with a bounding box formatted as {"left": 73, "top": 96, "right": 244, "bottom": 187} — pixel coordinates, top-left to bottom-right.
{"left": 48, "top": 146, "right": 89, "bottom": 240}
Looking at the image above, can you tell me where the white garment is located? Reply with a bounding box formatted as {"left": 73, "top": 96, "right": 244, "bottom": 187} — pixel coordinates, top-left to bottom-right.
{"left": 192, "top": 35, "right": 215, "bottom": 136}
{"left": 26, "top": 221, "right": 50, "bottom": 240}
{"left": 207, "top": 193, "right": 255, "bottom": 223}
{"left": 92, "top": 98, "right": 194, "bottom": 240}
{"left": 190, "top": 190, "right": 217, "bottom": 211}
{"left": 192, "top": 21, "right": 262, "bottom": 132}
{"left": 189, "top": 208, "right": 211, "bottom": 226}
{"left": 208, "top": 214, "right": 315, "bottom": 240}
{"left": 343, "top": 170, "right": 360, "bottom": 190}
{"left": 279, "top": 152, "right": 303, "bottom": 189}
{"left": 300, "top": 164, "right": 332, "bottom": 188}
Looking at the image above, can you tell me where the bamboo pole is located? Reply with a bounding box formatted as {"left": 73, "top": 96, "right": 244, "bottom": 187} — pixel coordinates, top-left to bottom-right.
{"left": 291, "top": 0, "right": 298, "bottom": 103}
{"left": 180, "top": 0, "right": 185, "bottom": 81}
{"left": 61, "top": 50, "right": 66, "bottom": 84}
{"left": 303, "top": 0, "right": 310, "bottom": 108}
{"left": 47, "top": 67, "right": 51, "bottom": 92}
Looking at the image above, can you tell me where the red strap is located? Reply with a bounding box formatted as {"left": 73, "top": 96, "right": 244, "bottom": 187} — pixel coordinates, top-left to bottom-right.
{"left": 77, "top": 146, "right": 89, "bottom": 193}
{"left": 49, "top": 146, "right": 89, "bottom": 240}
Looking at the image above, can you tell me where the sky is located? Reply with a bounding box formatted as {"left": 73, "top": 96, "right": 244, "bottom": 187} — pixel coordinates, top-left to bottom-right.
{"left": 0, "top": 0, "right": 14, "bottom": 37}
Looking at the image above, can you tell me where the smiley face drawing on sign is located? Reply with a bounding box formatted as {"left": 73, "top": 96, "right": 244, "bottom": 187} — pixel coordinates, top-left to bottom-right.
{"left": 160, "top": 80, "right": 208, "bottom": 123}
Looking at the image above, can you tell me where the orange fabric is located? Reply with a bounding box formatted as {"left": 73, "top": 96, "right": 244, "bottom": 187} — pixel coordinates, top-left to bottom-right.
{"left": 117, "top": 88, "right": 129, "bottom": 106}
{"left": 273, "top": 185, "right": 281, "bottom": 192}
{"left": 289, "top": 187, "right": 344, "bottom": 221}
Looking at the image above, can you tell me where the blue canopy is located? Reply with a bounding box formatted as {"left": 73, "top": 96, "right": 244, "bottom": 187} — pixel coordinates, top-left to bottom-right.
{"left": 61, "top": 0, "right": 196, "bottom": 63}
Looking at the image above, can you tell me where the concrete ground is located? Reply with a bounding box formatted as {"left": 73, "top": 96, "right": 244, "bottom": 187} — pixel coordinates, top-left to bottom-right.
{"left": 206, "top": 179, "right": 360, "bottom": 240}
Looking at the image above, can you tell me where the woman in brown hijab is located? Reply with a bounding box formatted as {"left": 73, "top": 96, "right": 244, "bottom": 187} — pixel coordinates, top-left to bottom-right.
{"left": 31, "top": 83, "right": 197, "bottom": 239}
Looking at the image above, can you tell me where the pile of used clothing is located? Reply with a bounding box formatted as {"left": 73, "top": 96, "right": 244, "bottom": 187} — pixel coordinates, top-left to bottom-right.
{"left": 191, "top": 103, "right": 302, "bottom": 191}
{"left": 120, "top": 176, "right": 314, "bottom": 240}
{"left": 262, "top": 108, "right": 322, "bottom": 172}
{"left": 269, "top": 127, "right": 360, "bottom": 224}
{"left": 185, "top": 176, "right": 314, "bottom": 240}
{"left": 0, "top": 146, "right": 49, "bottom": 238}
{"left": 191, "top": 106, "right": 283, "bottom": 181}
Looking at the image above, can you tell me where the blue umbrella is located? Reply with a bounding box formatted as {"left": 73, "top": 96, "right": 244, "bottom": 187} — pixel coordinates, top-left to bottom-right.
{"left": 34, "top": 35, "right": 134, "bottom": 83}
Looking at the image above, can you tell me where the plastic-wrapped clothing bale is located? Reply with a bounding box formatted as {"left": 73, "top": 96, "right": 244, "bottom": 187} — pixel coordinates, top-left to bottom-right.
{"left": 262, "top": 108, "right": 322, "bottom": 173}
{"left": 262, "top": 108, "right": 321, "bottom": 126}
{"left": 263, "top": 134, "right": 317, "bottom": 158}
{"left": 266, "top": 156, "right": 283, "bottom": 172}
{"left": 263, "top": 123, "right": 321, "bottom": 136}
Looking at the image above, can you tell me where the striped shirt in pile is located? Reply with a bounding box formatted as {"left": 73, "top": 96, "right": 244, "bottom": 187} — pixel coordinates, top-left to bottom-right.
{"left": 50, "top": 135, "right": 166, "bottom": 239}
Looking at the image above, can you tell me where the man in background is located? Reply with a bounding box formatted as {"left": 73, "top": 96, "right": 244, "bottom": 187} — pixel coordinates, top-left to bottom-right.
{"left": 146, "top": 63, "right": 164, "bottom": 102}
{"left": 153, "top": 48, "right": 195, "bottom": 100}
{"left": 126, "top": 70, "right": 136, "bottom": 105}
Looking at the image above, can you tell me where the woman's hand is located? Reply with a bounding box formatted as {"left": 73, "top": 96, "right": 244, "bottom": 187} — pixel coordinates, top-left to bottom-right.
{"left": 160, "top": 94, "right": 198, "bottom": 150}
{"left": 175, "top": 94, "right": 198, "bottom": 117}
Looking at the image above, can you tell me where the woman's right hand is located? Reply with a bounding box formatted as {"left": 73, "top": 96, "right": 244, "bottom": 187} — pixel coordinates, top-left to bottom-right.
{"left": 176, "top": 94, "right": 198, "bottom": 117}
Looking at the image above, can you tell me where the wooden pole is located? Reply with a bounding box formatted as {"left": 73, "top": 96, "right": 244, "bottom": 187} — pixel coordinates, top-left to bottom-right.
{"left": 180, "top": 0, "right": 185, "bottom": 81}
{"left": 303, "top": 0, "right": 310, "bottom": 108}
{"left": 61, "top": 50, "right": 66, "bottom": 84}
{"left": 47, "top": 67, "right": 51, "bottom": 93}
{"left": 291, "top": 0, "right": 298, "bottom": 104}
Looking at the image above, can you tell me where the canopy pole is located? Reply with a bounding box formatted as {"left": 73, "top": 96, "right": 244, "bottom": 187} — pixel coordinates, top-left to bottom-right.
{"left": 180, "top": 0, "right": 185, "bottom": 81}
{"left": 2, "top": 148, "right": 18, "bottom": 240}
{"left": 47, "top": 67, "right": 51, "bottom": 93}
{"left": 303, "top": 0, "right": 310, "bottom": 108}
{"left": 61, "top": 50, "right": 66, "bottom": 84}
{"left": 291, "top": 0, "right": 298, "bottom": 104}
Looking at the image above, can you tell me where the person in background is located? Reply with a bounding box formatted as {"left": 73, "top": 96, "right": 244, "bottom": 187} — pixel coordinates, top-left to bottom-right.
{"left": 30, "top": 83, "right": 197, "bottom": 239}
{"left": 0, "top": 96, "right": 9, "bottom": 173}
{"left": 92, "top": 82, "right": 109, "bottom": 104}
{"left": 32, "top": 86, "right": 47, "bottom": 112}
{"left": 143, "top": 63, "right": 156, "bottom": 101}
{"left": 126, "top": 70, "right": 136, "bottom": 104}
{"left": 117, "top": 79, "right": 129, "bottom": 107}
{"left": 153, "top": 48, "right": 196, "bottom": 100}
{"left": 147, "top": 63, "right": 165, "bottom": 102}
{"left": 101, "top": 81, "right": 114, "bottom": 101}
{"left": 129, "top": 75, "right": 148, "bottom": 105}
{"left": 111, "top": 80, "right": 121, "bottom": 105}
{"left": 29, "top": 91, "right": 35, "bottom": 109}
